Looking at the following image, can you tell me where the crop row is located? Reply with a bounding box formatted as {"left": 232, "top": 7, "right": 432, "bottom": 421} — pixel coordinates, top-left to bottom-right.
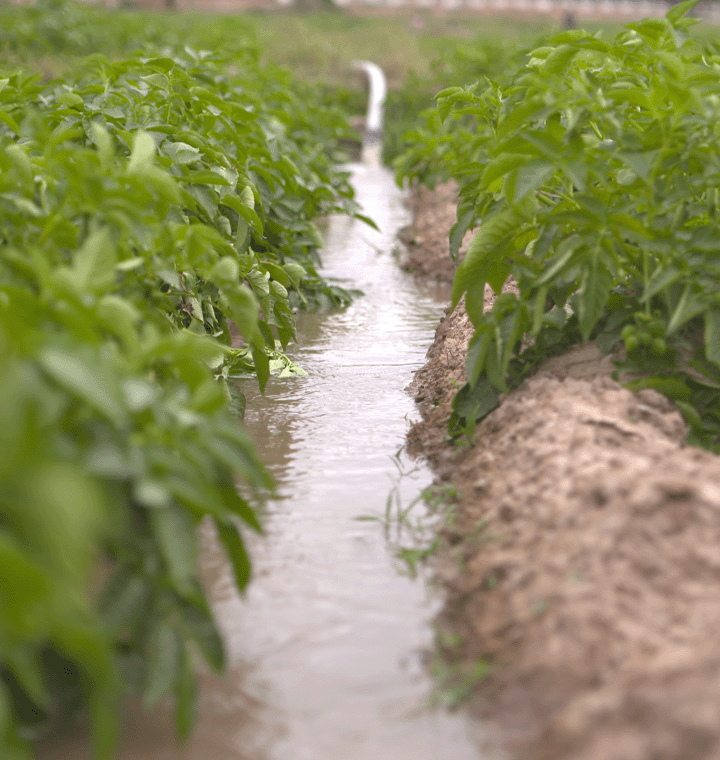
{"left": 0, "top": 24, "right": 361, "bottom": 759}
{"left": 395, "top": 0, "right": 720, "bottom": 451}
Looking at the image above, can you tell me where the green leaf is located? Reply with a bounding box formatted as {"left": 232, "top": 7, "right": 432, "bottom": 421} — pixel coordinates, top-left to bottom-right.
{"left": 4, "top": 645, "right": 49, "bottom": 711}
{"left": 149, "top": 506, "right": 198, "bottom": 598}
{"left": 354, "top": 213, "right": 379, "bottom": 231}
{"left": 667, "top": 0, "right": 700, "bottom": 24}
{"left": 251, "top": 338, "right": 270, "bottom": 393}
{"left": 5, "top": 144, "right": 33, "bottom": 186}
{"left": 606, "top": 85, "right": 650, "bottom": 110}
{"left": 2, "top": 195, "right": 43, "bottom": 217}
{"left": 185, "top": 170, "right": 231, "bottom": 186}
{"left": 450, "top": 378, "right": 500, "bottom": 436}
{"left": 214, "top": 518, "right": 251, "bottom": 592}
{"left": 283, "top": 262, "right": 307, "bottom": 291}
{"left": 220, "top": 284, "right": 259, "bottom": 343}
{"left": 541, "top": 44, "right": 579, "bottom": 75}
{"left": 0, "top": 110, "right": 20, "bottom": 135}
{"left": 263, "top": 261, "right": 290, "bottom": 287}
{"left": 143, "top": 624, "right": 181, "bottom": 708}
{"left": 38, "top": 347, "right": 125, "bottom": 427}
{"left": 500, "top": 302, "right": 528, "bottom": 377}
{"left": 667, "top": 284, "right": 705, "bottom": 334}
{"left": 536, "top": 235, "right": 585, "bottom": 287}
{"left": 452, "top": 208, "right": 520, "bottom": 308}
{"left": 449, "top": 207, "right": 474, "bottom": 263}
{"left": 174, "top": 645, "right": 196, "bottom": 741}
{"left": 219, "top": 487, "right": 262, "bottom": 532}
{"left": 57, "top": 92, "right": 84, "bottom": 109}
{"left": 436, "top": 86, "right": 466, "bottom": 121}
{"left": 627, "top": 17, "right": 673, "bottom": 48}
{"left": 133, "top": 479, "right": 172, "bottom": 509}
{"left": 466, "top": 327, "right": 493, "bottom": 386}
{"left": 99, "top": 572, "right": 150, "bottom": 635}
{"left": 127, "top": 131, "right": 156, "bottom": 174}
{"left": 643, "top": 265, "right": 683, "bottom": 302}
{"left": 141, "top": 165, "right": 181, "bottom": 205}
{"left": 162, "top": 141, "right": 201, "bottom": 164}
{"left": 97, "top": 295, "right": 140, "bottom": 350}
{"left": 141, "top": 73, "right": 169, "bottom": 92}
{"left": 624, "top": 376, "right": 692, "bottom": 402}
{"left": 705, "top": 309, "right": 720, "bottom": 369}
{"left": 239, "top": 184, "right": 255, "bottom": 209}
{"left": 90, "top": 122, "right": 114, "bottom": 169}
{"left": 145, "top": 57, "right": 176, "bottom": 72}
{"left": 73, "top": 227, "right": 117, "bottom": 290}
{"left": 674, "top": 400, "right": 705, "bottom": 435}
{"left": 656, "top": 51, "right": 685, "bottom": 80}
{"left": 208, "top": 256, "right": 240, "bottom": 285}
{"left": 504, "top": 162, "right": 554, "bottom": 206}
{"left": 182, "top": 603, "right": 225, "bottom": 673}
{"left": 220, "top": 193, "right": 263, "bottom": 234}
{"left": 116, "top": 257, "right": 144, "bottom": 272}
{"left": 576, "top": 255, "right": 613, "bottom": 340}
{"left": 481, "top": 154, "right": 526, "bottom": 189}
{"left": 168, "top": 479, "right": 232, "bottom": 523}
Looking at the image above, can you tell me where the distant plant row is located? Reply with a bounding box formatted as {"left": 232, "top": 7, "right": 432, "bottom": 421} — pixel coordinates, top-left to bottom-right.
{"left": 395, "top": 0, "right": 720, "bottom": 451}
{"left": 0, "top": 20, "right": 361, "bottom": 759}
{"left": 0, "top": 0, "right": 249, "bottom": 60}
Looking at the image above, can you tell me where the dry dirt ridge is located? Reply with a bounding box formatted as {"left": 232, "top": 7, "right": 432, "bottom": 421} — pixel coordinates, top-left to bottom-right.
{"left": 401, "top": 182, "right": 720, "bottom": 760}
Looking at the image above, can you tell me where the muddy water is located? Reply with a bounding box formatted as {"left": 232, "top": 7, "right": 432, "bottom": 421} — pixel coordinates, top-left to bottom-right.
{"left": 42, "top": 163, "right": 487, "bottom": 760}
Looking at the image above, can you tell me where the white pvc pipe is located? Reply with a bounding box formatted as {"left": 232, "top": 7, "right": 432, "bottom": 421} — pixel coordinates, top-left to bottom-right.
{"left": 351, "top": 60, "right": 387, "bottom": 164}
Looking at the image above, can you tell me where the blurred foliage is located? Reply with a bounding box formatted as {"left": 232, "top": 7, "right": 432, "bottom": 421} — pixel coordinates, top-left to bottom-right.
{"left": 0, "top": 6, "right": 365, "bottom": 757}
{"left": 384, "top": 34, "right": 539, "bottom": 168}
{"left": 395, "top": 0, "right": 720, "bottom": 451}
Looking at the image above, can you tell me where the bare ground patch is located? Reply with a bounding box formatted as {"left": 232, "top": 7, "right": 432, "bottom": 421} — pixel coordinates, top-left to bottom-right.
{"left": 406, "top": 182, "right": 720, "bottom": 760}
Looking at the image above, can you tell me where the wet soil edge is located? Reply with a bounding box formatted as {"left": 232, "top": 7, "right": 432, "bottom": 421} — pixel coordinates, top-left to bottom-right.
{"left": 401, "top": 182, "right": 720, "bottom": 760}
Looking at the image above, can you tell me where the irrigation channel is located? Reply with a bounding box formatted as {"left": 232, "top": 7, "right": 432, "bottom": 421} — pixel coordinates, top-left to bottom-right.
{"left": 42, "top": 66, "right": 491, "bottom": 760}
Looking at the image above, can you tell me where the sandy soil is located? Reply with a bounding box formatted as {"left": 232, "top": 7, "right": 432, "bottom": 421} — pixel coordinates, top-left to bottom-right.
{"left": 398, "top": 181, "right": 465, "bottom": 283}
{"left": 403, "top": 183, "right": 720, "bottom": 760}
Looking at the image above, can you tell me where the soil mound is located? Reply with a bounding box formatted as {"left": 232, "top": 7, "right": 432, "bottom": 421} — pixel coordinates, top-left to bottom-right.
{"left": 399, "top": 180, "right": 465, "bottom": 284}
{"left": 406, "top": 184, "right": 720, "bottom": 760}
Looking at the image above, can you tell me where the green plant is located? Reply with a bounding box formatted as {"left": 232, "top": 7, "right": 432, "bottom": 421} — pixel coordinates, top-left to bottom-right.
{"left": 386, "top": 34, "right": 544, "bottom": 172}
{"left": 357, "top": 470, "right": 461, "bottom": 579}
{"left": 0, "top": 24, "right": 363, "bottom": 757}
{"left": 399, "top": 0, "right": 720, "bottom": 451}
{"left": 428, "top": 652, "right": 492, "bottom": 709}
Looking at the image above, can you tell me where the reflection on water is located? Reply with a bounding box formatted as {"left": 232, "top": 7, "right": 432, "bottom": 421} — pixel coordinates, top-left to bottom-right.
{"left": 41, "top": 163, "right": 487, "bottom": 760}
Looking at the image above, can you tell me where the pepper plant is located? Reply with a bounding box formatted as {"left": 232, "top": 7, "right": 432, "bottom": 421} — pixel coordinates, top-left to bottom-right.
{"left": 0, "top": 26, "right": 363, "bottom": 758}
{"left": 398, "top": 0, "right": 720, "bottom": 450}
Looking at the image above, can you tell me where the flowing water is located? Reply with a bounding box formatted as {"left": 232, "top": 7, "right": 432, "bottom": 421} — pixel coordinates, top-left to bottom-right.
{"left": 42, "top": 161, "right": 489, "bottom": 760}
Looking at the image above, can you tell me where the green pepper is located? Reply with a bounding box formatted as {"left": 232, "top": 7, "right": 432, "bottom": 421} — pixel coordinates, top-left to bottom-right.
{"left": 621, "top": 324, "right": 636, "bottom": 341}
{"left": 638, "top": 330, "right": 652, "bottom": 347}
{"left": 624, "top": 335, "right": 640, "bottom": 353}
{"left": 650, "top": 337, "right": 667, "bottom": 356}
